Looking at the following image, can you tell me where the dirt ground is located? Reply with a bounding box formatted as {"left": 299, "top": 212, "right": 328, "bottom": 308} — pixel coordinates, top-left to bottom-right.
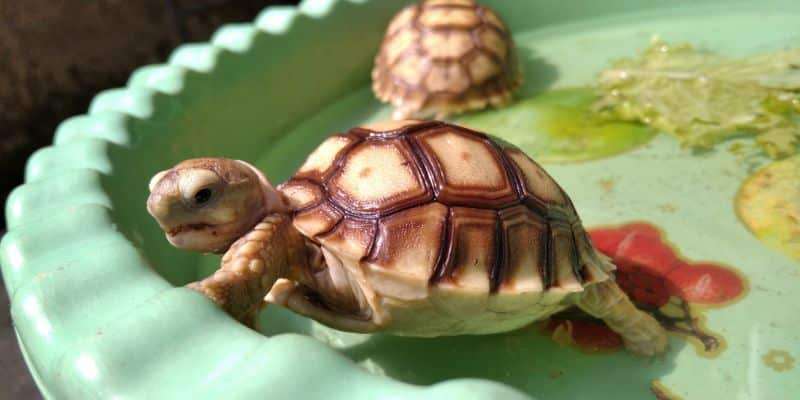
{"left": 0, "top": 0, "right": 295, "bottom": 230}
{"left": 0, "top": 1, "right": 295, "bottom": 397}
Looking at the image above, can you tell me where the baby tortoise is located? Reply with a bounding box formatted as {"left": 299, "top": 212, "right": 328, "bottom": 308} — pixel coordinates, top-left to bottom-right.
{"left": 372, "top": 0, "right": 522, "bottom": 120}
{"left": 147, "top": 120, "right": 667, "bottom": 355}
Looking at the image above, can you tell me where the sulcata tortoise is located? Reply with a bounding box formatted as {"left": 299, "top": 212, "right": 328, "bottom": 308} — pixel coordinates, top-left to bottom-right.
{"left": 372, "top": 0, "right": 522, "bottom": 120}
{"left": 147, "top": 120, "right": 667, "bottom": 356}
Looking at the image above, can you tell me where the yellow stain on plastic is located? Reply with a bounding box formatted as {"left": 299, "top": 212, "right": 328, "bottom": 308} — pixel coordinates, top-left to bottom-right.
{"left": 762, "top": 349, "right": 795, "bottom": 372}
{"left": 455, "top": 88, "right": 656, "bottom": 163}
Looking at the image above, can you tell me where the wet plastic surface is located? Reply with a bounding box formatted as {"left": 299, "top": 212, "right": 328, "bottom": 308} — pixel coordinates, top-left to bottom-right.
{"left": 2, "top": 1, "right": 799, "bottom": 399}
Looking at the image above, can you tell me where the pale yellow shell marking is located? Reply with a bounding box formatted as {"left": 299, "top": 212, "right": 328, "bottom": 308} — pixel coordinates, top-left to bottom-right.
{"left": 360, "top": 120, "right": 422, "bottom": 132}
{"left": 478, "top": 27, "right": 507, "bottom": 60}
{"left": 293, "top": 204, "right": 341, "bottom": 237}
{"left": 318, "top": 219, "right": 375, "bottom": 261}
{"left": 551, "top": 224, "right": 584, "bottom": 292}
{"left": 422, "top": 30, "right": 474, "bottom": 59}
{"left": 506, "top": 150, "right": 568, "bottom": 205}
{"left": 369, "top": 203, "right": 447, "bottom": 279}
{"left": 385, "top": 29, "right": 420, "bottom": 66}
{"left": 468, "top": 53, "right": 499, "bottom": 85}
{"left": 393, "top": 54, "right": 430, "bottom": 86}
{"left": 363, "top": 265, "right": 430, "bottom": 302}
{"left": 298, "top": 136, "right": 354, "bottom": 176}
{"left": 334, "top": 143, "right": 420, "bottom": 203}
{"left": 500, "top": 206, "right": 546, "bottom": 292}
{"left": 419, "top": 8, "right": 480, "bottom": 28}
{"left": 447, "top": 209, "right": 494, "bottom": 291}
{"left": 425, "top": 131, "right": 504, "bottom": 188}
{"left": 386, "top": 6, "right": 417, "bottom": 36}
{"left": 425, "top": 63, "right": 471, "bottom": 93}
{"left": 279, "top": 181, "right": 321, "bottom": 209}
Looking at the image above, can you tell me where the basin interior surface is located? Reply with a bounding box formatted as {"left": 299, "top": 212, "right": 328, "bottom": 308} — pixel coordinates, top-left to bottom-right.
{"left": 5, "top": 1, "right": 800, "bottom": 399}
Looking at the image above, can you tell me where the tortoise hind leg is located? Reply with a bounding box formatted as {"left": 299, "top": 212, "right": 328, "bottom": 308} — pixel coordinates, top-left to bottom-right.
{"left": 575, "top": 279, "right": 668, "bottom": 356}
{"left": 267, "top": 279, "right": 379, "bottom": 333}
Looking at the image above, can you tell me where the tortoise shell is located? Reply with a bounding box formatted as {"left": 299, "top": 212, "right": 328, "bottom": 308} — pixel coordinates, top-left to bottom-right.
{"left": 279, "top": 120, "right": 612, "bottom": 299}
{"left": 371, "top": 0, "right": 522, "bottom": 119}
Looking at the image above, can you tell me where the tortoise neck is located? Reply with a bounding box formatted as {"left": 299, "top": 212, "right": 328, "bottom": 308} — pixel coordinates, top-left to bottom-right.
{"left": 234, "top": 159, "right": 288, "bottom": 215}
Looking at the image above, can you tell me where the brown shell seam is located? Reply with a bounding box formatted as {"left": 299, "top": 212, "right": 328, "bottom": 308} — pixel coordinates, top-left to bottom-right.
{"left": 489, "top": 213, "right": 506, "bottom": 293}
{"left": 542, "top": 221, "right": 553, "bottom": 289}
{"left": 428, "top": 209, "right": 452, "bottom": 283}
{"left": 314, "top": 126, "right": 436, "bottom": 220}
{"left": 404, "top": 128, "right": 447, "bottom": 199}
{"left": 468, "top": 29, "right": 505, "bottom": 66}
{"left": 350, "top": 120, "right": 443, "bottom": 139}
{"left": 420, "top": 3, "right": 476, "bottom": 11}
{"left": 569, "top": 225, "right": 589, "bottom": 283}
{"left": 410, "top": 128, "right": 518, "bottom": 207}
{"left": 474, "top": 5, "right": 507, "bottom": 33}
{"left": 283, "top": 177, "right": 327, "bottom": 215}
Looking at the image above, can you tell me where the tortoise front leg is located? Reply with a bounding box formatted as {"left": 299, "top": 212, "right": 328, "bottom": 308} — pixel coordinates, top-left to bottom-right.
{"left": 575, "top": 279, "right": 668, "bottom": 356}
{"left": 187, "top": 213, "right": 299, "bottom": 326}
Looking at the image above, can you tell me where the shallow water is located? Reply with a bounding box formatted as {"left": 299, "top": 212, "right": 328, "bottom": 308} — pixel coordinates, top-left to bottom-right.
{"left": 216, "top": 6, "right": 800, "bottom": 399}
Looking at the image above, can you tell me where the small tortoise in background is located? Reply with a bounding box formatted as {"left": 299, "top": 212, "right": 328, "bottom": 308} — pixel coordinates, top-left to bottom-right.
{"left": 372, "top": 0, "right": 522, "bottom": 119}
{"left": 147, "top": 120, "right": 667, "bottom": 355}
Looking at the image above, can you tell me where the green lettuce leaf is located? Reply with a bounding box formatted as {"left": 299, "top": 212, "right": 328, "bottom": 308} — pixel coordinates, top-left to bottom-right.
{"left": 593, "top": 39, "right": 800, "bottom": 158}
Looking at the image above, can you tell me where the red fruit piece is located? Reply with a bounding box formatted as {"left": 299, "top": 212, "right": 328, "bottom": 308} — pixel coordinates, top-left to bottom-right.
{"left": 548, "top": 318, "right": 623, "bottom": 351}
{"left": 589, "top": 228, "right": 630, "bottom": 255}
{"left": 620, "top": 223, "right": 662, "bottom": 239}
{"left": 615, "top": 229, "right": 682, "bottom": 276}
{"left": 615, "top": 264, "right": 672, "bottom": 307}
{"left": 666, "top": 263, "right": 745, "bottom": 304}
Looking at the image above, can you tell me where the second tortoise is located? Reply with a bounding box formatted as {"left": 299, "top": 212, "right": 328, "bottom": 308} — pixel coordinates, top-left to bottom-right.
{"left": 372, "top": 0, "right": 522, "bottom": 119}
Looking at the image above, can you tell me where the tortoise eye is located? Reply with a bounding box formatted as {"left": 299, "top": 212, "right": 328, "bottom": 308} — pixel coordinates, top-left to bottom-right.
{"left": 193, "top": 188, "right": 213, "bottom": 205}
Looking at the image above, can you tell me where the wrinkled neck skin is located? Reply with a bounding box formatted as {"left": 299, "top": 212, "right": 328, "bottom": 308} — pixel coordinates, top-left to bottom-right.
{"left": 198, "top": 160, "right": 315, "bottom": 285}
{"left": 229, "top": 162, "right": 316, "bottom": 284}
{"left": 238, "top": 160, "right": 288, "bottom": 215}
{"left": 217, "top": 160, "right": 290, "bottom": 254}
{"left": 241, "top": 161, "right": 322, "bottom": 287}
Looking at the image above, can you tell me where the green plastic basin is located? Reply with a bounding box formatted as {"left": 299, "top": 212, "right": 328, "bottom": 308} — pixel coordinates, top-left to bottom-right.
{"left": 3, "top": 0, "right": 799, "bottom": 398}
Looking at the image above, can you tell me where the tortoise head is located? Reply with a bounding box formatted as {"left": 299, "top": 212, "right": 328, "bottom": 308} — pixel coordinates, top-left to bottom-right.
{"left": 147, "top": 158, "right": 286, "bottom": 253}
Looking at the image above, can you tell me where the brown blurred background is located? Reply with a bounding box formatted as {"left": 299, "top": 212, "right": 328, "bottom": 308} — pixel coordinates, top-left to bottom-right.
{"left": 0, "top": 1, "right": 297, "bottom": 397}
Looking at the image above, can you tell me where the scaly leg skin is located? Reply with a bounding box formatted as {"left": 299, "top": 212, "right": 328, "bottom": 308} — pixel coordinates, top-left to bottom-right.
{"left": 187, "top": 213, "right": 301, "bottom": 327}
{"left": 433, "top": 109, "right": 451, "bottom": 120}
{"left": 267, "top": 279, "right": 378, "bottom": 333}
{"left": 575, "top": 279, "right": 668, "bottom": 356}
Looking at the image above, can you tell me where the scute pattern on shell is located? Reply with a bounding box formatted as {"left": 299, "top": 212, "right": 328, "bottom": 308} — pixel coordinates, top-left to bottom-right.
{"left": 279, "top": 121, "right": 612, "bottom": 296}
{"left": 372, "top": 0, "right": 522, "bottom": 119}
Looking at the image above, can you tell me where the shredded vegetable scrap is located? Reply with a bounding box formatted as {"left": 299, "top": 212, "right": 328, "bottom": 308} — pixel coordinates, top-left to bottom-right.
{"left": 593, "top": 39, "right": 800, "bottom": 158}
